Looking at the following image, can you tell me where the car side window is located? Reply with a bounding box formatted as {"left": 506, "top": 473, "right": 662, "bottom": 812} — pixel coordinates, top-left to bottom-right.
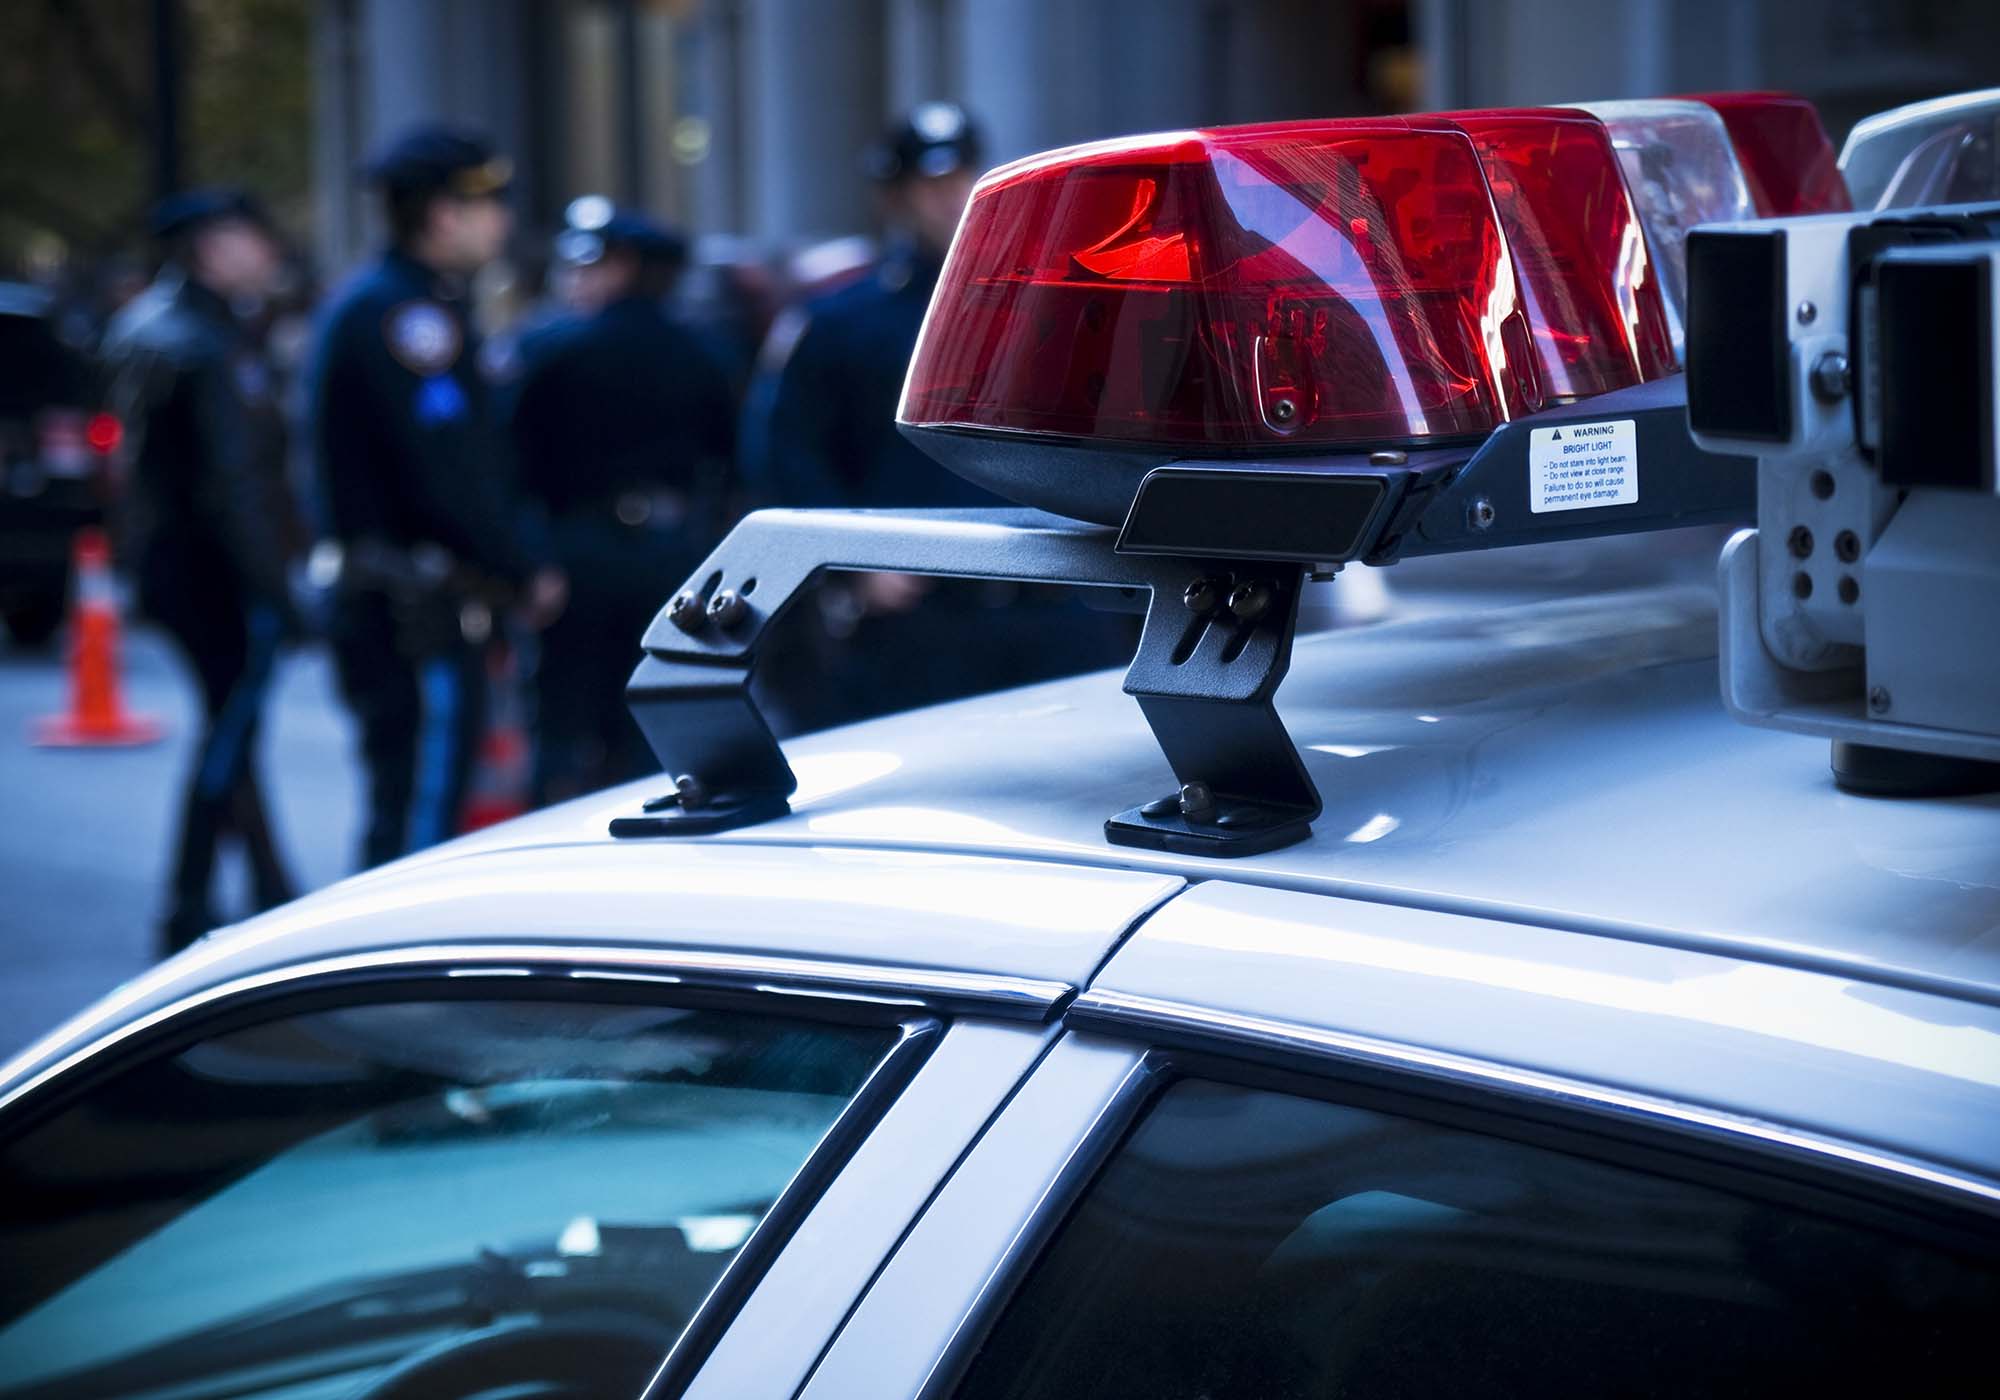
{"left": 0, "top": 996, "right": 898, "bottom": 1400}
{"left": 954, "top": 1077, "right": 1997, "bottom": 1400}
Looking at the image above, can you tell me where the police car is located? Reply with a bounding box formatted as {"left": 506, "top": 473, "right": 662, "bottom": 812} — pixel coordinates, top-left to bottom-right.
{"left": 3, "top": 92, "right": 1998, "bottom": 1400}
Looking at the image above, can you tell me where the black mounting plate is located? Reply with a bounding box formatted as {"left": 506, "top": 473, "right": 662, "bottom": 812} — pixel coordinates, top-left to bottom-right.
{"left": 1397, "top": 375, "right": 1755, "bottom": 560}
{"left": 615, "top": 507, "right": 1320, "bottom": 856}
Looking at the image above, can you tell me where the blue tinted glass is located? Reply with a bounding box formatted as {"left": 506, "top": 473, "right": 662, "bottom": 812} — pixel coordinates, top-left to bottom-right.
{"left": 956, "top": 1078, "right": 1997, "bottom": 1399}
{"left": 0, "top": 999, "right": 893, "bottom": 1398}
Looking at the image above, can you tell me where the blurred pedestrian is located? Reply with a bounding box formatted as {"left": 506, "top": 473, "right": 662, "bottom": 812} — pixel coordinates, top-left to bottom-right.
{"left": 746, "top": 103, "right": 1130, "bottom": 731}
{"left": 508, "top": 206, "right": 735, "bottom": 802}
{"left": 100, "top": 189, "right": 300, "bottom": 953}
{"left": 306, "top": 125, "right": 565, "bottom": 869}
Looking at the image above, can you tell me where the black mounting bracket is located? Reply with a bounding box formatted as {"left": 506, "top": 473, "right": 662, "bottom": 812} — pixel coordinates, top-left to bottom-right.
{"left": 1396, "top": 375, "right": 1755, "bottom": 560}
{"left": 614, "top": 507, "right": 1320, "bottom": 857}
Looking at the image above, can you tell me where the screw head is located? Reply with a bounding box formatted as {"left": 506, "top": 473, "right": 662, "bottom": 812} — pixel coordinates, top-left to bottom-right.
{"left": 1468, "top": 496, "right": 1497, "bottom": 532}
{"left": 1183, "top": 577, "right": 1221, "bottom": 613}
{"left": 1227, "top": 580, "right": 1272, "bottom": 622}
{"left": 1797, "top": 299, "right": 1818, "bottom": 325}
{"left": 674, "top": 773, "right": 709, "bottom": 809}
{"left": 1367, "top": 449, "right": 1409, "bottom": 466}
{"left": 707, "top": 589, "right": 748, "bottom": 629}
{"left": 1868, "top": 686, "right": 1891, "bottom": 715}
{"left": 1269, "top": 397, "right": 1297, "bottom": 424}
{"left": 1178, "top": 781, "right": 1216, "bottom": 820}
{"left": 668, "top": 591, "right": 706, "bottom": 633}
{"left": 1810, "top": 351, "right": 1850, "bottom": 403}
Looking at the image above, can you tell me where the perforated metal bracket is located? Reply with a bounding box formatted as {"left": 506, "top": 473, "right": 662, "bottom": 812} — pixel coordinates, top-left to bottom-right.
{"left": 612, "top": 507, "right": 1320, "bottom": 857}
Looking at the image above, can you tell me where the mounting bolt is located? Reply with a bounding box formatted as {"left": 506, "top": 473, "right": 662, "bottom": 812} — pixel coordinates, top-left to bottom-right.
{"left": 1796, "top": 299, "right": 1818, "bottom": 325}
{"left": 668, "top": 591, "right": 706, "bottom": 634}
{"left": 1227, "top": 579, "right": 1273, "bottom": 622}
{"left": 673, "top": 773, "right": 709, "bottom": 809}
{"left": 1269, "top": 397, "right": 1298, "bottom": 424}
{"left": 707, "top": 589, "right": 749, "bottom": 629}
{"left": 1868, "top": 686, "right": 1892, "bottom": 715}
{"left": 1178, "top": 781, "right": 1216, "bottom": 821}
{"left": 1468, "top": 496, "right": 1497, "bottom": 532}
{"left": 1368, "top": 449, "right": 1409, "bottom": 466}
{"left": 1810, "top": 351, "right": 1850, "bottom": 403}
{"left": 1183, "top": 576, "right": 1222, "bottom": 613}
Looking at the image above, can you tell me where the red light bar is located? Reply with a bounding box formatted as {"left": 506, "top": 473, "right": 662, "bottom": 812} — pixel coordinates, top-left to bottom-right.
{"left": 1421, "top": 108, "right": 1677, "bottom": 396}
{"left": 900, "top": 120, "right": 1539, "bottom": 506}
{"left": 1689, "top": 91, "right": 1852, "bottom": 216}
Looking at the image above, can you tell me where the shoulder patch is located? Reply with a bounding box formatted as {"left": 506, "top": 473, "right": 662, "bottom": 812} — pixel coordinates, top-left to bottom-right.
{"left": 413, "top": 374, "right": 470, "bottom": 426}
{"left": 384, "top": 301, "right": 462, "bottom": 375}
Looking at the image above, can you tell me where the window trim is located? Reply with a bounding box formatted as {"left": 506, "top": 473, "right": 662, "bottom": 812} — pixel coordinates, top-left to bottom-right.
{"left": 651, "top": 1014, "right": 940, "bottom": 1394}
{"left": 665, "top": 1020, "right": 1063, "bottom": 1400}
{"left": 1067, "top": 988, "right": 2000, "bottom": 1217}
{"left": 795, "top": 1033, "right": 1158, "bottom": 1400}
{"left": 0, "top": 942, "right": 1067, "bottom": 1124}
{"left": 0, "top": 945, "right": 972, "bottom": 1397}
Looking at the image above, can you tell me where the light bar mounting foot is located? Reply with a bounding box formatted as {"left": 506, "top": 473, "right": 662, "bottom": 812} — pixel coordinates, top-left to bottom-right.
{"left": 616, "top": 507, "right": 1322, "bottom": 858}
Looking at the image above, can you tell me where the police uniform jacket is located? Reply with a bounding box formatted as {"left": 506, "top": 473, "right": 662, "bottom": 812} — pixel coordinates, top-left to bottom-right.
{"left": 308, "top": 249, "right": 536, "bottom": 589}
{"left": 752, "top": 242, "right": 993, "bottom": 509}
{"left": 101, "top": 272, "right": 294, "bottom": 615}
{"left": 509, "top": 293, "right": 734, "bottom": 520}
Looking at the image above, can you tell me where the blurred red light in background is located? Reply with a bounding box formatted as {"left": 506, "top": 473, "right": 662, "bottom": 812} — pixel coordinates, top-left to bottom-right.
{"left": 85, "top": 413, "right": 123, "bottom": 455}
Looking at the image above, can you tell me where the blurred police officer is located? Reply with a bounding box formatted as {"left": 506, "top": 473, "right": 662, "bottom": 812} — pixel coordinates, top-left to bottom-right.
{"left": 748, "top": 104, "right": 1128, "bottom": 730}
{"left": 308, "top": 126, "right": 565, "bottom": 868}
{"left": 752, "top": 103, "right": 988, "bottom": 514}
{"left": 509, "top": 206, "right": 735, "bottom": 802}
{"left": 101, "top": 189, "right": 300, "bottom": 952}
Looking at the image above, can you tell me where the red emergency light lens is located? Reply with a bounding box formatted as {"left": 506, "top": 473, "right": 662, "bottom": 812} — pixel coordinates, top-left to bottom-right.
{"left": 900, "top": 121, "right": 1538, "bottom": 471}
{"left": 1690, "top": 91, "right": 1852, "bottom": 216}
{"left": 1431, "top": 108, "right": 1678, "bottom": 395}
{"left": 85, "top": 412, "right": 123, "bottom": 455}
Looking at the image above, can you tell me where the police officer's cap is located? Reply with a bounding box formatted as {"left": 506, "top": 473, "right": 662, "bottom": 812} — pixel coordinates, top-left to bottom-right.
{"left": 555, "top": 206, "right": 688, "bottom": 270}
{"left": 149, "top": 187, "right": 274, "bottom": 243}
{"left": 365, "top": 124, "right": 513, "bottom": 199}
{"left": 863, "top": 103, "right": 984, "bottom": 183}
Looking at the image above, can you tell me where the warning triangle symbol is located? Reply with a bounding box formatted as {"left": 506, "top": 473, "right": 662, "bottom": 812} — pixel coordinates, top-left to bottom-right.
{"left": 1551, "top": 429, "right": 1562, "bottom": 440}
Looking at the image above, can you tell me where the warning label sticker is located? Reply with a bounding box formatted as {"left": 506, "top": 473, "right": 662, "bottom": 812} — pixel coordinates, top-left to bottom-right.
{"left": 1528, "top": 418, "right": 1638, "bottom": 513}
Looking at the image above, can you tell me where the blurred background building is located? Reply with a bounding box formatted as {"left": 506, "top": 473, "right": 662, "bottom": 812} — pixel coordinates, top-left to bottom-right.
{"left": 6, "top": 0, "right": 2000, "bottom": 286}
{"left": 308, "top": 0, "right": 2000, "bottom": 268}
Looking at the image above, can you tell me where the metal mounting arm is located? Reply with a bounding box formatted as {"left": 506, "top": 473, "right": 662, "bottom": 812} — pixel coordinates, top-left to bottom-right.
{"left": 615, "top": 507, "right": 1320, "bottom": 857}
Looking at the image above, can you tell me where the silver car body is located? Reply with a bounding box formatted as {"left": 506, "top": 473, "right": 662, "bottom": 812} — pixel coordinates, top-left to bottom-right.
{"left": 4, "top": 578, "right": 1997, "bottom": 1397}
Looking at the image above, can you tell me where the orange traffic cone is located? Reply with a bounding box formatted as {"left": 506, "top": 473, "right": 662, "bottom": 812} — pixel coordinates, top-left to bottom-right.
{"left": 459, "top": 639, "right": 529, "bottom": 831}
{"left": 32, "top": 528, "right": 165, "bottom": 747}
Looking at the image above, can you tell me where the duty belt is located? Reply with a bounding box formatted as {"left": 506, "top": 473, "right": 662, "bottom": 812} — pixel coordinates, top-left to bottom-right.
{"left": 309, "top": 536, "right": 506, "bottom": 648}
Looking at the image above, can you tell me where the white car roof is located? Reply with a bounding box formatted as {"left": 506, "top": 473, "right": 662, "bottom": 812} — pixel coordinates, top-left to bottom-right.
{"left": 440, "top": 580, "right": 2000, "bottom": 1007}
{"left": 8, "top": 577, "right": 1998, "bottom": 1194}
